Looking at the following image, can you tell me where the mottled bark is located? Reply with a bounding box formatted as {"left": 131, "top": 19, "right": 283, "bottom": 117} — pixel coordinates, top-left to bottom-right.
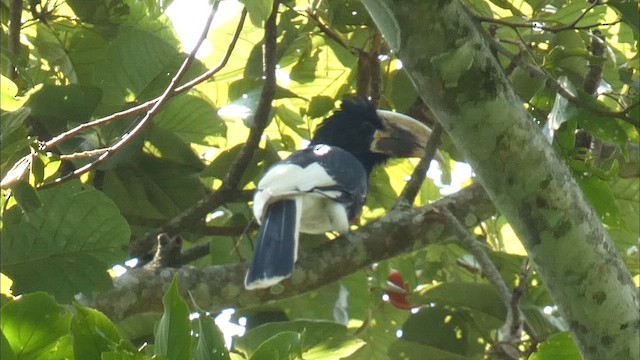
{"left": 95, "top": 184, "right": 493, "bottom": 321}
{"left": 361, "top": 1, "right": 638, "bottom": 359}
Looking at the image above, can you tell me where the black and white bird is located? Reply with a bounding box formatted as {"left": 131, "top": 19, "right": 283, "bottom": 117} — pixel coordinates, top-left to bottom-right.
{"left": 245, "top": 99, "right": 432, "bottom": 290}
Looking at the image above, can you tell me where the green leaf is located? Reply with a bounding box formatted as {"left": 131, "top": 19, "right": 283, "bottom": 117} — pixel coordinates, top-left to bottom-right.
{"left": 388, "top": 339, "right": 468, "bottom": 360}
{"left": 1, "top": 293, "right": 72, "bottom": 359}
{"left": 194, "top": 314, "right": 230, "bottom": 360}
{"left": 27, "top": 84, "right": 102, "bottom": 135}
{"left": 387, "top": 69, "right": 419, "bottom": 112}
{"left": 604, "top": 0, "right": 639, "bottom": 35}
{"left": 95, "top": 27, "right": 179, "bottom": 108}
{"left": 10, "top": 180, "right": 42, "bottom": 213}
{"left": 145, "top": 124, "right": 207, "bottom": 169}
{"left": 347, "top": 301, "right": 410, "bottom": 360}
{"left": 409, "top": 282, "right": 507, "bottom": 321}
{"left": 307, "top": 96, "right": 335, "bottom": 119}
{"left": 0, "top": 75, "right": 28, "bottom": 111}
{"left": 1, "top": 181, "right": 130, "bottom": 301}
{"left": 31, "top": 23, "right": 79, "bottom": 83}
{"left": 249, "top": 331, "right": 302, "bottom": 360}
{"left": 71, "top": 304, "right": 128, "bottom": 360}
{"left": 0, "top": 108, "right": 30, "bottom": 181}
{"left": 201, "top": 145, "right": 278, "bottom": 188}
{"left": 280, "top": 271, "right": 369, "bottom": 323}
{"left": 399, "top": 306, "right": 484, "bottom": 356}
{"left": 239, "top": 0, "right": 272, "bottom": 27}
{"left": 115, "top": 313, "right": 161, "bottom": 346}
{"left": 235, "top": 320, "right": 347, "bottom": 358}
{"left": 577, "top": 176, "right": 621, "bottom": 227}
{"left": 66, "top": 0, "right": 130, "bottom": 25}
{"left": 101, "top": 350, "right": 150, "bottom": 360}
{"left": 155, "top": 277, "right": 191, "bottom": 360}
{"left": 302, "top": 336, "right": 365, "bottom": 360}
{"left": 102, "top": 155, "right": 205, "bottom": 221}
{"left": 528, "top": 332, "right": 581, "bottom": 360}
{"left": 1, "top": 330, "right": 17, "bottom": 360}
{"left": 154, "top": 92, "right": 227, "bottom": 147}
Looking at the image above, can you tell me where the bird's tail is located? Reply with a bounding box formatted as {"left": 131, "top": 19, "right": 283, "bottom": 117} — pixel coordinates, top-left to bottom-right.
{"left": 245, "top": 198, "right": 300, "bottom": 290}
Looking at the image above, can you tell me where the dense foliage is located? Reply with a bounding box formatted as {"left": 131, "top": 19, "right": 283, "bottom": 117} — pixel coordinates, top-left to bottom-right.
{"left": 1, "top": 0, "right": 637, "bottom": 359}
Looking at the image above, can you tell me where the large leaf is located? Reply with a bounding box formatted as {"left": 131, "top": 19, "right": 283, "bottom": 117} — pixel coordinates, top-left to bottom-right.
{"left": 66, "top": 0, "right": 130, "bottom": 26}
{"left": 102, "top": 155, "right": 205, "bottom": 222}
{"left": 71, "top": 304, "right": 129, "bottom": 359}
{"left": 348, "top": 300, "right": 410, "bottom": 360}
{"left": 238, "top": 0, "right": 272, "bottom": 27}
{"left": 95, "top": 26, "right": 180, "bottom": 109}
{"left": 1, "top": 293, "right": 73, "bottom": 359}
{"left": 0, "top": 108, "right": 30, "bottom": 178}
{"left": 154, "top": 277, "right": 191, "bottom": 360}
{"left": 235, "top": 320, "right": 350, "bottom": 358}
{"left": 399, "top": 306, "right": 485, "bottom": 356}
{"left": 279, "top": 271, "right": 369, "bottom": 324}
{"left": 30, "top": 23, "right": 79, "bottom": 83}
{"left": 0, "top": 75, "right": 28, "bottom": 111}
{"left": 27, "top": 84, "right": 102, "bottom": 135}
{"left": 248, "top": 331, "right": 302, "bottom": 360}
{"left": 409, "top": 282, "right": 507, "bottom": 321}
{"left": 387, "top": 339, "right": 467, "bottom": 360}
{"left": 529, "top": 332, "right": 581, "bottom": 360}
{"left": 1, "top": 181, "right": 130, "bottom": 301}
{"left": 194, "top": 314, "right": 230, "bottom": 360}
{"left": 154, "top": 91, "right": 226, "bottom": 147}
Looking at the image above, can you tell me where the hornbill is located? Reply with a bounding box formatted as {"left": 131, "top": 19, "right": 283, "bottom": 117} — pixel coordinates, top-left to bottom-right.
{"left": 245, "top": 99, "right": 431, "bottom": 290}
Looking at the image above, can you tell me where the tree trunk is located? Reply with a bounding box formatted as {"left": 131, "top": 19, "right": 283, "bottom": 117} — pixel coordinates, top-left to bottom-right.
{"left": 361, "top": 0, "right": 638, "bottom": 358}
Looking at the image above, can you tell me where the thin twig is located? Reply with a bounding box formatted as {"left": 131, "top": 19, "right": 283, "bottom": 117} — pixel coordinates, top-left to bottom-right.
{"left": 395, "top": 123, "right": 443, "bottom": 208}
{"left": 42, "top": 8, "right": 247, "bottom": 151}
{"left": 492, "top": 41, "right": 639, "bottom": 128}
{"left": 305, "top": 7, "right": 366, "bottom": 57}
{"left": 130, "top": 1, "right": 280, "bottom": 258}
{"left": 9, "top": 0, "right": 23, "bottom": 81}
{"left": 584, "top": 31, "right": 606, "bottom": 95}
{"left": 38, "top": 3, "right": 220, "bottom": 189}
{"left": 475, "top": 1, "right": 609, "bottom": 34}
{"left": 441, "top": 208, "right": 526, "bottom": 345}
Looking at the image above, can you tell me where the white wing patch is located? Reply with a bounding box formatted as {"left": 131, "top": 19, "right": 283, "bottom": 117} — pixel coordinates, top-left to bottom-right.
{"left": 253, "top": 162, "right": 337, "bottom": 222}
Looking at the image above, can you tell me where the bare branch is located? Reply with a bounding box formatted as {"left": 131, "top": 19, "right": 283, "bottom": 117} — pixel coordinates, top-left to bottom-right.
{"left": 305, "top": 7, "right": 365, "bottom": 57}
{"left": 441, "top": 208, "right": 526, "bottom": 357}
{"left": 475, "top": 2, "right": 614, "bottom": 34}
{"left": 38, "top": 3, "right": 221, "bottom": 189}
{"left": 584, "top": 31, "right": 606, "bottom": 96}
{"left": 130, "top": 1, "right": 280, "bottom": 258}
{"left": 395, "top": 123, "right": 443, "bottom": 207}
{"left": 8, "top": 0, "right": 22, "bottom": 81}
{"left": 41, "top": 8, "right": 248, "bottom": 151}
{"left": 492, "top": 42, "right": 639, "bottom": 128}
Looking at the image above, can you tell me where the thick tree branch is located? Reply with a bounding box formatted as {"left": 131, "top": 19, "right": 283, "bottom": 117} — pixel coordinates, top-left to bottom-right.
{"left": 361, "top": 1, "right": 638, "bottom": 358}
{"left": 94, "top": 184, "right": 494, "bottom": 321}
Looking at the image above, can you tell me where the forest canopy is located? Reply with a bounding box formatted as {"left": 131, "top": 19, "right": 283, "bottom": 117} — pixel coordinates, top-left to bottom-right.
{"left": 0, "top": 0, "right": 638, "bottom": 359}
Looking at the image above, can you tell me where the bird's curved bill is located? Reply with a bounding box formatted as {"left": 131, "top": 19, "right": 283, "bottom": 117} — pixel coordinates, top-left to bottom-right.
{"left": 371, "top": 110, "right": 432, "bottom": 158}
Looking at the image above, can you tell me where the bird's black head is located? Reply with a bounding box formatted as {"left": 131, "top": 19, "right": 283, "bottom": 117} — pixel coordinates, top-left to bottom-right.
{"left": 310, "top": 98, "right": 432, "bottom": 175}
{"left": 310, "top": 98, "right": 390, "bottom": 174}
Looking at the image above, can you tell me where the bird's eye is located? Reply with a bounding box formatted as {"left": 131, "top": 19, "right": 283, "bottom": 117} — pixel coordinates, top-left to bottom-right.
{"left": 313, "top": 144, "right": 331, "bottom": 155}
